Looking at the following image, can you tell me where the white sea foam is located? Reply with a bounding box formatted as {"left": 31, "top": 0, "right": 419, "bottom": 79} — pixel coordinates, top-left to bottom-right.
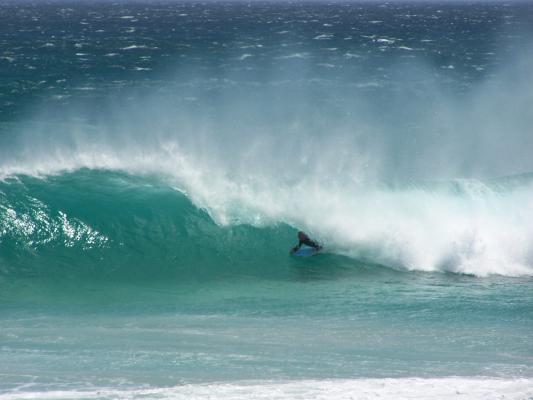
{"left": 121, "top": 45, "right": 154, "bottom": 51}
{"left": 317, "top": 63, "right": 335, "bottom": 68}
{"left": 277, "top": 53, "right": 309, "bottom": 59}
{"left": 1, "top": 138, "right": 532, "bottom": 277}
{"left": 2, "top": 49, "right": 533, "bottom": 277}
{"left": 1, "top": 378, "right": 531, "bottom": 400}
{"left": 344, "top": 52, "right": 361, "bottom": 59}
{"left": 314, "top": 34, "right": 333, "bottom": 40}
{"left": 376, "top": 38, "right": 395, "bottom": 44}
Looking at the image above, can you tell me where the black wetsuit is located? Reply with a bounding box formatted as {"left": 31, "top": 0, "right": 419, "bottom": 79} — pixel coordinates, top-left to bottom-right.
{"left": 297, "top": 234, "right": 320, "bottom": 250}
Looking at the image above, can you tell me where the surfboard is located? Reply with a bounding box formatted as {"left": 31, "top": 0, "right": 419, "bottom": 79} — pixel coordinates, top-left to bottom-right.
{"left": 291, "top": 245, "right": 321, "bottom": 257}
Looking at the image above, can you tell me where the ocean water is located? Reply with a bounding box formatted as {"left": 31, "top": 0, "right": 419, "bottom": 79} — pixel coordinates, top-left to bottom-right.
{"left": 1, "top": 1, "right": 533, "bottom": 399}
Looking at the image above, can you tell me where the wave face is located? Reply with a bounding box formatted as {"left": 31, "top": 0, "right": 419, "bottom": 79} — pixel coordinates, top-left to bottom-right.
{"left": 1, "top": 170, "right": 533, "bottom": 279}
{"left": 0, "top": 171, "right": 299, "bottom": 281}
{"left": 0, "top": 2, "right": 533, "bottom": 280}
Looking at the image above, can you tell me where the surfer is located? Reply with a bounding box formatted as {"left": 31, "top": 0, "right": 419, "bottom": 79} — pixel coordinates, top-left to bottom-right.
{"left": 292, "top": 231, "right": 321, "bottom": 253}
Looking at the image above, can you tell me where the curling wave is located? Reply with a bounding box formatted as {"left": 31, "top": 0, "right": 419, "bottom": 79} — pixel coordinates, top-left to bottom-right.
{"left": 1, "top": 169, "right": 532, "bottom": 279}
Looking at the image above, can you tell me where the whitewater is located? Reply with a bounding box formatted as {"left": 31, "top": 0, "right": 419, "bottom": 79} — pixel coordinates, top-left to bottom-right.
{"left": 0, "top": 1, "right": 532, "bottom": 399}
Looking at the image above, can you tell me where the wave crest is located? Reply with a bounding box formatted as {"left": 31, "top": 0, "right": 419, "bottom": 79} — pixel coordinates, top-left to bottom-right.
{"left": 1, "top": 171, "right": 532, "bottom": 278}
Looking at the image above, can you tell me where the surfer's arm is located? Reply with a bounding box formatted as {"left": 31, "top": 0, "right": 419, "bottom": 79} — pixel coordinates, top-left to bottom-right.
{"left": 301, "top": 239, "right": 320, "bottom": 249}
{"left": 292, "top": 242, "right": 303, "bottom": 252}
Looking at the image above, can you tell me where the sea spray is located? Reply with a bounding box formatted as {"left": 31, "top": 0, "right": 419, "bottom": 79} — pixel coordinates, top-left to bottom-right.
{"left": 1, "top": 171, "right": 532, "bottom": 278}
{"left": 2, "top": 45, "right": 533, "bottom": 276}
{"left": 1, "top": 3, "right": 533, "bottom": 398}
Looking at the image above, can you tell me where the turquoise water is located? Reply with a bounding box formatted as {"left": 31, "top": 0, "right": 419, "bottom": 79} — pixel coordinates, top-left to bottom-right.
{"left": 1, "top": 1, "right": 533, "bottom": 398}
{"left": 1, "top": 172, "right": 532, "bottom": 398}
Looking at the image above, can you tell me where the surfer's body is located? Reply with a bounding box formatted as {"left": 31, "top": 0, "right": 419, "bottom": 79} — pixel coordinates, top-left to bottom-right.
{"left": 292, "top": 231, "right": 321, "bottom": 253}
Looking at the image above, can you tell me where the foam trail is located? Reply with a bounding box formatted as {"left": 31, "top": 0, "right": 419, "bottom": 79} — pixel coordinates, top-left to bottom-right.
{"left": 1, "top": 378, "right": 531, "bottom": 400}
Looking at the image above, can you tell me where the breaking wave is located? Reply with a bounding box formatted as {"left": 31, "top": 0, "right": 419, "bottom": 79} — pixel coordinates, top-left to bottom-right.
{"left": 1, "top": 169, "right": 532, "bottom": 279}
